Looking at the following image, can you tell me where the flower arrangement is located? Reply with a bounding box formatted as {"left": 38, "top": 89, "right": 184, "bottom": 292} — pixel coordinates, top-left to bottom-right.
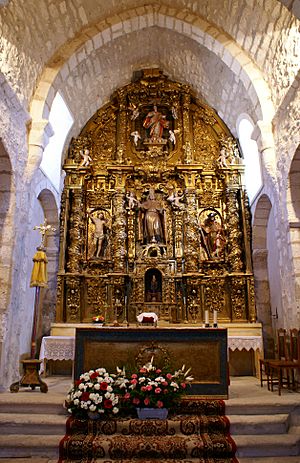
{"left": 92, "top": 315, "right": 105, "bottom": 323}
{"left": 122, "top": 357, "right": 193, "bottom": 410}
{"left": 65, "top": 367, "right": 128, "bottom": 418}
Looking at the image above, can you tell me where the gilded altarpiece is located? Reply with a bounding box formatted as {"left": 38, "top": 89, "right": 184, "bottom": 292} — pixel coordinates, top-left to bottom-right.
{"left": 56, "top": 69, "right": 256, "bottom": 327}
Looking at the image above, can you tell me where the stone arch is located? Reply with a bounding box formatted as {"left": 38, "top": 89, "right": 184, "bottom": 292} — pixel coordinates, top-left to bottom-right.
{"left": 287, "top": 145, "right": 300, "bottom": 321}
{"left": 27, "top": 8, "right": 274, "bottom": 179}
{"left": 252, "top": 194, "right": 274, "bottom": 357}
{"left": 0, "top": 140, "right": 15, "bottom": 376}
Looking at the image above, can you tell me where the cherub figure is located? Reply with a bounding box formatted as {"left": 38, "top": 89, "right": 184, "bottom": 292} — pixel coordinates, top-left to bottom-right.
{"left": 168, "top": 129, "right": 180, "bottom": 145}
{"left": 129, "top": 104, "right": 139, "bottom": 120}
{"left": 218, "top": 148, "right": 228, "bottom": 168}
{"left": 126, "top": 191, "right": 138, "bottom": 210}
{"left": 167, "top": 190, "right": 185, "bottom": 209}
{"left": 130, "top": 131, "right": 141, "bottom": 146}
{"left": 79, "top": 148, "right": 92, "bottom": 167}
{"left": 171, "top": 106, "right": 178, "bottom": 119}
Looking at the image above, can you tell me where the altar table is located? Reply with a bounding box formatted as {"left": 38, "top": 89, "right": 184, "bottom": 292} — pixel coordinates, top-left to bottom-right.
{"left": 40, "top": 332, "right": 263, "bottom": 379}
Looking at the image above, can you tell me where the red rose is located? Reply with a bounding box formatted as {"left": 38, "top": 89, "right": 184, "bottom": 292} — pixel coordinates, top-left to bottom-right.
{"left": 144, "top": 398, "right": 150, "bottom": 406}
{"left": 75, "top": 380, "right": 81, "bottom": 386}
{"left": 104, "top": 399, "right": 113, "bottom": 409}
{"left": 157, "top": 400, "right": 164, "bottom": 408}
{"left": 131, "top": 373, "right": 138, "bottom": 379}
{"left": 181, "top": 382, "right": 186, "bottom": 389}
{"left": 156, "top": 369, "right": 162, "bottom": 374}
{"left": 100, "top": 382, "right": 108, "bottom": 391}
{"left": 132, "top": 397, "right": 140, "bottom": 405}
{"left": 90, "top": 372, "right": 99, "bottom": 379}
{"left": 81, "top": 392, "right": 90, "bottom": 401}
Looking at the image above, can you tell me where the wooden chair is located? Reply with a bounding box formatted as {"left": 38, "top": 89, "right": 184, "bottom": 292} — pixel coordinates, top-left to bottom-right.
{"left": 259, "top": 328, "right": 288, "bottom": 388}
{"left": 268, "top": 329, "right": 300, "bottom": 395}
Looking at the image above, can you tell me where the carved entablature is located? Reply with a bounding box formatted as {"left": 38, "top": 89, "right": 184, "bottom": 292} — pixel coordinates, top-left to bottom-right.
{"left": 57, "top": 69, "right": 255, "bottom": 325}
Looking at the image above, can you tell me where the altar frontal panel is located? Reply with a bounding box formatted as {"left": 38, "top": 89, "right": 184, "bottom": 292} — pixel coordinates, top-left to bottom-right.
{"left": 74, "top": 328, "right": 228, "bottom": 398}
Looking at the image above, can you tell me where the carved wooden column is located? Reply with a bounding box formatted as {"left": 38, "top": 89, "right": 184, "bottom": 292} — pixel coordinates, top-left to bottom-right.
{"left": 182, "top": 91, "right": 192, "bottom": 164}
{"left": 116, "top": 89, "right": 127, "bottom": 164}
{"left": 112, "top": 190, "right": 126, "bottom": 273}
{"left": 127, "top": 208, "right": 135, "bottom": 265}
{"left": 173, "top": 209, "right": 184, "bottom": 262}
{"left": 184, "top": 188, "right": 199, "bottom": 273}
{"left": 226, "top": 189, "right": 243, "bottom": 272}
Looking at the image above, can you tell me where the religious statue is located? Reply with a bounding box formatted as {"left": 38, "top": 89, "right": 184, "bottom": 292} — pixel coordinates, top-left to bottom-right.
{"left": 139, "top": 189, "right": 165, "bottom": 244}
{"left": 167, "top": 190, "right": 185, "bottom": 209}
{"left": 79, "top": 148, "right": 92, "bottom": 167}
{"left": 143, "top": 106, "right": 169, "bottom": 140}
{"left": 126, "top": 191, "right": 138, "bottom": 210}
{"left": 218, "top": 148, "right": 228, "bottom": 168}
{"left": 88, "top": 211, "right": 109, "bottom": 258}
{"left": 130, "top": 131, "right": 141, "bottom": 146}
{"left": 199, "top": 211, "right": 226, "bottom": 259}
{"left": 129, "top": 103, "right": 139, "bottom": 120}
{"left": 168, "top": 129, "right": 179, "bottom": 145}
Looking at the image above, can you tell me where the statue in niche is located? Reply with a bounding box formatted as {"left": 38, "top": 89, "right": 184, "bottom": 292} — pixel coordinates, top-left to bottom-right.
{"left": 145, "top": 271, "right": 162, "bottom": 302}
{"left": 199, "top": 211, "right": 226, "bottom": 260}
{"left": 143, "top": 106, "right": 169, "bottom": 141}
{"left": 138, "top": 188, "right": 165, "bottom": 244}
{"left": 88, "top": 210, "right": 109, "bottom": 258}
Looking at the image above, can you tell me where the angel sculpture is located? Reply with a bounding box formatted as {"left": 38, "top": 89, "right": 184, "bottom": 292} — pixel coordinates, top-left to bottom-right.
{"left": 218, "top": 148, "right": 228, "bottom": 168}
{"left": 126, "top": 191, "right": 139, "bottom": 210}
{"left": 79, "top": 149, "right": 92, "bottom": 167}
{"left": 130, "top": 131, "right": 141, "bottom": 146}
{"left": 167, "top": 190, "right": 185, "bottom": 209}
{"left": 129, "top": 104, "right": 139, "bottom": 120}
{"left": 168, "top": 129, "right": 180, "bottom": 145}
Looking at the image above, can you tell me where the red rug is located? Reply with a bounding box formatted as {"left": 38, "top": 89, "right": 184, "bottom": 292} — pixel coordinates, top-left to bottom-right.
{"left": 58, "top": 399, "right": 238, "bottom": 462}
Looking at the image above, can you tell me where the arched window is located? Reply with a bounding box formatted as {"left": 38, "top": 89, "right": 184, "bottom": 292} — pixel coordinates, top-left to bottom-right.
{"left": 40, "top": 92, "right": 74, "bottom": 191}
{"left": 237, "top": 117, "right": 263, "bottom": 203}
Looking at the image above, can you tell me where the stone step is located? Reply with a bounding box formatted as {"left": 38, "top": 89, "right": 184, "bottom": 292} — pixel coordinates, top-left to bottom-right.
{"left": 235, "top": 431, "right": 300, "bottom": 458}
{"left": 0, "top": 413, "right": 66, "bottom": 435}
{"left": 0, "top": 434, "right": 61, "bottom": 459}
{"left": 229, "top": 413, "right": 290, "bottom": 435}
{"left": 226, "top": 401, "right": 300, "bottom": 416}
{"left": 239, "top": 458, "right": 300, "bottom": 463}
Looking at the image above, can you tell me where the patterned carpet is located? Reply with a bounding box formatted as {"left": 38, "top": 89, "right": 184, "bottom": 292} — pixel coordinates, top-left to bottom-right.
{"left": 58, "top": 399, "right": 238, "bottom": 462}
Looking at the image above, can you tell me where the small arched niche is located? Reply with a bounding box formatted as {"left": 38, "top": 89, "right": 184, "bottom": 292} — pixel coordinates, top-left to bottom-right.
{"left": 145, "top": 268, "right": 162, "bottom": 303}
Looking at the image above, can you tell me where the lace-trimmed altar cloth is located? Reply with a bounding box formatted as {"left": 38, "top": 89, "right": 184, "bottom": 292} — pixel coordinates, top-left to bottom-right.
{"left": 228, "top": 335, "right": 263, "bottom": 352}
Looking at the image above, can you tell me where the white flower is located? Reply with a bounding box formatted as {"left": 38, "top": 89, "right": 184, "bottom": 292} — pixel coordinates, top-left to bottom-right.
{"left": 89, "top": 404, "right": 97, "bottom": 411}
{"left": 171, "top": 381, "right": 179, "bottom": 389}
{"left": 89, "top": 370, "right": 95, "bottom": 375}
{"left": 83, "top": 373, "right": 90, "bottom": 381}
{"left": 138, "top": 377, "right": 146, "bottom": 383}
{"left": 112, "top": 407, "right": 119, "bottom": 414}
{"left": 79, "top": 383, "right": 85, "bottom": 390}
{"left": 98, "top": 409, "right": 105, "bottom": 414}
{"left": 107, "top": 386, "right": 113, "bottom": 392}
{"left": 94, "top": 383, "right": 100, "bottom": 390}
{"left": 74, "top": 399, "right": 79, "bottom": 405}
{"left": 96, "top": 368, "right": 106, "bottom": 375}
{"left": 105, "top": 392, "right": 111, "bottom": 399}
{"left": 87, "top": 382, "right": 93, "bottom": 388}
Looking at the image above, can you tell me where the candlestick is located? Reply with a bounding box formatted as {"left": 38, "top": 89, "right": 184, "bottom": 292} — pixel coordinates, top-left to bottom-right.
{"left": 205, "top": 310, "right": 209, "bottom": 327}
{"left": 213, "top": 310, "right": 218, "bottom": 327}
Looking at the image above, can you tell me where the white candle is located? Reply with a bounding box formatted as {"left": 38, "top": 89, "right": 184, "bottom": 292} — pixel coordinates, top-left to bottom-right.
{"left": 213, "top": 310, "right": 218, "bottom": 325}
{"left": 205, "top": 310, "right": 209, "bottom": 325}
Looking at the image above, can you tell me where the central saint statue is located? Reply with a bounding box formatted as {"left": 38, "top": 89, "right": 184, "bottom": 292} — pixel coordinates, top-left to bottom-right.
{"left": 138, "top": 188, "right": 165, "bottom": 244}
